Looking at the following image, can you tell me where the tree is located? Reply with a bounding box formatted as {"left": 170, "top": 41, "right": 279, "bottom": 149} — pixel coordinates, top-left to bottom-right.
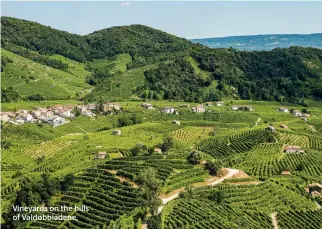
{"left": 187, "top": 151, "right": 203, "bottom": 165}
{"left": 205, "top": 160, "right": 223, "bottom": 176}
{"left": 160, "top": 136, "right": 173, "bottom": 153}
{"left": 96, "top": 100, "right": 104, "bottom": 112}
{"left": 60, "top": 173, "right": 75, "bottom": 192}
{"left": 136, "top": 168, "right": 162, "bottom": 215}
{"left": 208, "top": 190, "right": 224, "bottom": 203}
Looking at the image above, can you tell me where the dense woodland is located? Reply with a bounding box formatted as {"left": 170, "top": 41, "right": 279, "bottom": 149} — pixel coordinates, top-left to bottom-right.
{"left": 1, "top": 16, "right": 322, "bottom": 103}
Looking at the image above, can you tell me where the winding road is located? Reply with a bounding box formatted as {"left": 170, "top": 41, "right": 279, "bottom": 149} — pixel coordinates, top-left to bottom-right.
{"left": 157, "top": 168, "right": 240, "bottom": 214}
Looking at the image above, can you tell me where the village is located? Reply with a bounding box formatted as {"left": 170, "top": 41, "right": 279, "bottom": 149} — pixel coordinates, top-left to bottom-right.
{"left": 0, "top": 102, "right": 121, "bottom": 127}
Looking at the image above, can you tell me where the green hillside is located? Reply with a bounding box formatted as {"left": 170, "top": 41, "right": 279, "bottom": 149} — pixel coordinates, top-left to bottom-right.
{"left": 1, "top": 16, "right": 322, "bottom": 103}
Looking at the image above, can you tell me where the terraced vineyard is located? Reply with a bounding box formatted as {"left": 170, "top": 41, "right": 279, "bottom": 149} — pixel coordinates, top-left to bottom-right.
{"left": 24, "top": 168, "right": 143, "bottom": 229}
{"left": 171, "top": 126, "right": 213, "bottom": 145}
{"left": 24, "top": 140, "right": 74, "bottom": 158}
{"left": 277, "top": 209, "right": 322, "bottom": 229}
{"left": 162, "top": 199, "right": 273, "bottom": 229}
{"left": 197, "top": 129, "right": 276, "bottom": 157}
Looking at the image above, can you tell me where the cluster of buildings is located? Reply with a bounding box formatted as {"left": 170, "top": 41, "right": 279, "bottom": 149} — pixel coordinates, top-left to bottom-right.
{"left": 0, "top": 102, "right": 122, "bottom": 128}
{"left": 278, "top": 107, "right": 310, "bottom": 122}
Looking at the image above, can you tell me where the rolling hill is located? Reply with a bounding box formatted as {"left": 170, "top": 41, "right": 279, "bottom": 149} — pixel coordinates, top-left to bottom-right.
{"left": 1, "top": 16, "right": 322, "bottom": 103}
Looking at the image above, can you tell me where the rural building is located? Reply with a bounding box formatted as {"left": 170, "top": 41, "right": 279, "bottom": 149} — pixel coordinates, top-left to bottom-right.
{"left": 154, "top": 148, "right": 162, "bottom": 154}
{"left": 232, "top": 106, "right": 239, "bottom": 111}
{"left": 284, "top": 146, "right": 304, "bottom": 153}
{"left": 265, "top": 126, "right": 275, "bottom": 132}
{"left": 280, "top": 124, "right": 288, "bottom": 129}
{"left": 31, "top": 110, "right": 42, "bottom": 118}
{"left": 0, "top": 113, "right": 11, "bottom": 122}
{"left": 57, "top": 109, "right": 72, "bottom": 118}
{"left": 161, "top": 107, "right": 175, "bottom": 114}
{"left": 141, "top": 102, "right": 154, "bottom": 109}
{"left": 301, "top": 116, "right": 308, "bottom": 122}
{"left": 42, "top": 116, "right": 66, "bottom": 128}
{"left": 216, "top": 101, "right": 225, "bottom": 106}
{"left": 281, "top": 171, "right": 291, "bottom": 175}
{"left": 206, "top": 102, "right": 213, "bottom": 106}
{"left": 192, "top": 104, "right": 205, "bottom": 113}
{"left": 308, "top": 183, "right": 322, "bottom": 194}
{"left": 95, "top": 151, "right": 107, "bottom": 159}
{"left": 279, "top": 107, "right": 289, "bottom": 113}
{"left": 104, "top": 103, "right": 121, "bottom": 111}
{"left": 112, "top": 130, "right": 121, "bottom": 135}
{"left": 17, "top": 113, "right": 33, "bottom": 122}
{"left": 172, "top": 120, "right": 181, "bottom": 125}
{"left": 292, "top": 110, "right": 302, "bottom": 117}
{"left": 83, "top": 110, "right": 95, "bottom": 117}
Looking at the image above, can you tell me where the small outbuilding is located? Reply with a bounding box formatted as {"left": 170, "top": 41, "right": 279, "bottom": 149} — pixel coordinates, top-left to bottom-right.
{"left": 96, "top": 151, "right": 107, "bottom": 159}
{"left": 154, "top": 148, "right": 162, "bottom": 154}
{"left": 284, "top": 145, "right": 304, "bottom": 153}
{"left": 280, "top": 124, "right": 288, "bottom": 129}
{"left": 265, "top": 126, "right": 275, "bottom": 133}
{"left": 112, "top": 130, "right": 122, "bottom": 135}
{"left": 172, "top": 120, "right": 181, "bottom": 125}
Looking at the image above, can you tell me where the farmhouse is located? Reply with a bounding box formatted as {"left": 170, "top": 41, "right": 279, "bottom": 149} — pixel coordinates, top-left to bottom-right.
{"left": 281, "top": 171, "right": 291, "bottom": 175}
{"left": 112, "top": 130, "right": 121, "bottom": 135}
{"left": 206, "top": 102, "right": 213, "bottom": 106}
{"left": 104, "top": 103, "right": 121, "bottom": 111}
{"left": 192, "top": 104, "right": 205, "bottom": 113}
{"left": 83, "top": 110, "right": 95, "bottom": 117}
{"left": 0, "top": 113, "right": 11, "bottom": 122}
{"left": 17, "top": 113, "right": 33, "bottom": 122}
{"left": 154, "top": 148, "right": 162, "bottom": 154}
{"left": 161, "top": 107, "right": 175, "bottom": 114}
{"left": 172, "top": 120, "right": 181, "bottom": 125}
{"left": 42, "top": 116, "right": 66, "bottom": 128}
{"left": 215, "top": 101, "right": 225, "bottom": 106}
{"left": 95, "top": 151, "right": 107, "bottom": 159}
{"left": 280, "top": 124, "right": 288, "bottom": 129}
{"left": 141, "top": 102, "right": 154, "bottom": 109}
{"left": 284, "top": 146, "right": 304, "bottom": 153}
{"left": 307, "top": 183, "right": 322, "bottom": 195}
{"left": 265, "top": 126, "right": 275, "bottom": 132}
{"left": 292, "top": 110, "right": 302, "bottom": 117}
{"left": 57, "top": 109, "right": 72, "bottom": 118}
{"left": 279, "top": 107, "right": 289, "bottom": 113}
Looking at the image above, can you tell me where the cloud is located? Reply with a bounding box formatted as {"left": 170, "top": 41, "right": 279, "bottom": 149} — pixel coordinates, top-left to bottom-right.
{"left": 120, "top": 2, "right": 131, "bottom": 7}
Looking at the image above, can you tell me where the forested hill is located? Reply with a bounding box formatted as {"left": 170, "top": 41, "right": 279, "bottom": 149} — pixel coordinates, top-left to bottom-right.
{"left": 190, "top": 33, "right": 322, "bottom": 51}
{"left": 1, "top": 16, "right": 322, "bottom": 103}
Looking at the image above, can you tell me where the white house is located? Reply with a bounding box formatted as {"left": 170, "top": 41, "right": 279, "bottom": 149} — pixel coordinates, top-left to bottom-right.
{"left": 192, "top": 104, "right": 205, "bottom": 113}
{"left": 112, "top": 130, "right": 121, "bottom": 135}
{"left": 141, "top": 102, "right": 154, "bottom": 109}
{"left": 172, "top": 120, "right": 181, "bottom": 125}
{"left": 95, "top": 152, "right": 107, "bottom": 159}
{"left": 292, "top": 110, "right": 302, "bottom": 117}
{"left": 0, "top": 113, "right": 11, "bottom": 122}
{"left": 279, "top": 107, "right": 289, "bottom": 113}
{"left": 232, "top": 106, "right": 239, "bottom": 111}
{"left": 161, "top": 107, "right": 175, "bottom": 114}
{"left": 216, "top": 101, "right": 225, "bottom": 107}
{"left": 43, "top": 116, "right": 66, "bottom": 127}
{"left": 17, "top": 113, "right": 33, "bottom": 122}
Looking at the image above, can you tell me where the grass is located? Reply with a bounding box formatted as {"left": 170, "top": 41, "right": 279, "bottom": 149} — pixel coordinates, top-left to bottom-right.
{"left": 1, "top": 49, "right": 92, "bottom": 100}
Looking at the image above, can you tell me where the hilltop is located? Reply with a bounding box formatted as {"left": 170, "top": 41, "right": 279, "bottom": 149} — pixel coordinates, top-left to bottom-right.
{"left": 1, "top": 16, "right": 322, "bottom": 103}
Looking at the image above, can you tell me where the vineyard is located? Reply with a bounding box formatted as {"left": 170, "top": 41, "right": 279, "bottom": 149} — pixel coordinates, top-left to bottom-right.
{"left": 2, "top": 99, "right": 322, "bottom": 228}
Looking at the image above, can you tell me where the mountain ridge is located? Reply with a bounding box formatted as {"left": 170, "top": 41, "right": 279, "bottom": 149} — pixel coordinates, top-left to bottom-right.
{"left": 1, "top": 16, "right": 322, "bottom": 103}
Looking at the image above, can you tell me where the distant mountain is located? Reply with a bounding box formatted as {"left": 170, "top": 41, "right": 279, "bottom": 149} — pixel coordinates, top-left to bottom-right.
{"left": 190, "top": 34, "right": 322, "bottom": 51}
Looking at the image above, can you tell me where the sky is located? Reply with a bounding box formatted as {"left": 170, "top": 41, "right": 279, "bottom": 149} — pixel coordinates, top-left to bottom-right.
{"left": 1, "top": 1, "right": 322, "bottom": 38}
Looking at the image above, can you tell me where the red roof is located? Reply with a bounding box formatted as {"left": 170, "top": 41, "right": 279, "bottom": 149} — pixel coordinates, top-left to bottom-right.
{"left": 284, "top": 146, "right": 301, "bottom": 150}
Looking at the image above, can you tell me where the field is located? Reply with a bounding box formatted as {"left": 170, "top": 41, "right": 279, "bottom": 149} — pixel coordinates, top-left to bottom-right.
{"left": 1, "top": 99, "right": 322, "bottom": 228}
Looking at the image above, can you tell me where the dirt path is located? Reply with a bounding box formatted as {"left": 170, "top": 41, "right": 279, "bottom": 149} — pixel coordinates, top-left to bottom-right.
{"left": 308, "top": 125, "right": 317, "bottom": 132}
{"left": 255, "top": 117, "right": 261, "bottom": 126}
{"left": 106, "top": 170, "right": 139, "bottom": 188}
{"left": 157, "top": 168, "right": 240, "bottom": 214}
{"left": 271, "top": 212, "right": 279, "bottom": 229}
